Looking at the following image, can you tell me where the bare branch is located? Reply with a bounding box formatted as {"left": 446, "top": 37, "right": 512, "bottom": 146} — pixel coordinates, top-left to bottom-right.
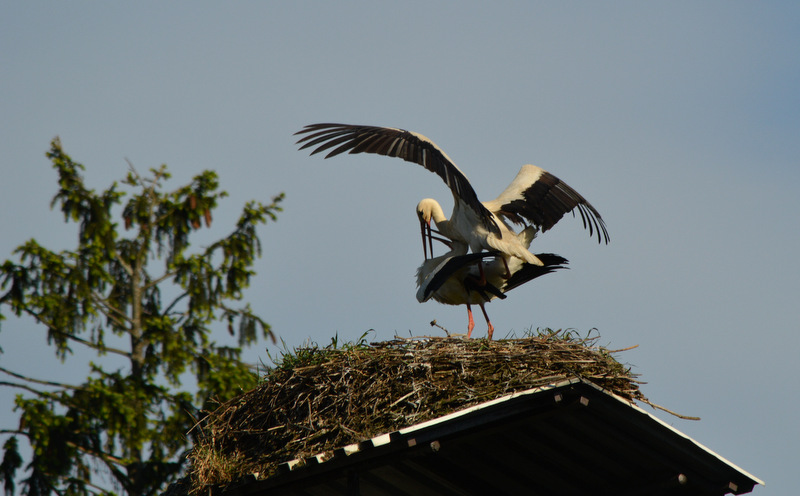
{"left": 48, "top": 325, "right": 131, "bottom": 358}
{"left": 0, "top": 381, "right": 53, "bottom": 398}
{"left": 68, "top": 439, "right": 128, "bottom": 467}
{"left": 89, "top": 292, "right": 132, "bottom": 328}
{"left": 0, "top": 429, "right": 28, "bottom": 437}
{"left": 10, "top": 304, "right": 131, "bottom": 358}
{"left": 162, "top": 291, "right": 189, "bottom": 317}
{"left": 0, "top": 366, "right": 78, "bottom": 390}
{"left": 144, "top": 270, "right": 176, "bottom": 291}
{"left": 114, "top": 253, "right": 134, "bottom": 277}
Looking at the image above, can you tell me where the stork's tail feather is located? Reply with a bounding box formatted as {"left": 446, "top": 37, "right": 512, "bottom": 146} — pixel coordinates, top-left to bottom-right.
{"left": 503, "top": 253, "right": 569, "bottom": 293}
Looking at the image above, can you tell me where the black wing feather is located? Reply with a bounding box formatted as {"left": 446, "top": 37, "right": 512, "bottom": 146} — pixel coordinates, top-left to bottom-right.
{"left": 296, "top": 123, "right": 500, "bottom": 235}
{"left": 502, "top": 171, "right": 609, "bottom": 244}
{"left": 422, "top": 252, "right": 499, "bottom": 301}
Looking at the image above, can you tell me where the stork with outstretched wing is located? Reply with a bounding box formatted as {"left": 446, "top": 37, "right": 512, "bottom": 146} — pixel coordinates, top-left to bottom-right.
{"left": 295, "top": 123, "right": 608, "bottom": 269}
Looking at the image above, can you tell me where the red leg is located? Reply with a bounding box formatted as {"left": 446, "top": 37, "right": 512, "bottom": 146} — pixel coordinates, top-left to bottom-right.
{"left": 466, "top": 304, "right": 475, "bottom": 338}
{"left": 479, "top": 303, "right": 494, "bottom": 340}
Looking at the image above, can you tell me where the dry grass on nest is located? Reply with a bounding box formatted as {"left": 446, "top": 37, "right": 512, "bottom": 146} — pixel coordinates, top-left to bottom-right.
{"left": 187, "top": 329, "right": 644, "bottom": 491}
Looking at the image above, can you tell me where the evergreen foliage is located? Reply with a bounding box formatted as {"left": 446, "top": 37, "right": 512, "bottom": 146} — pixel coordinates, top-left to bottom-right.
{"left": 0, "top": 138, "right": 283, "bottom": 496}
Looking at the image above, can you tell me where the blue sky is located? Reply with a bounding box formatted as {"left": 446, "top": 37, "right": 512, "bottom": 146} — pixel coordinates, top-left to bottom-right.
{"left": 2, "top": 2, "right": 798, "bottom": 493}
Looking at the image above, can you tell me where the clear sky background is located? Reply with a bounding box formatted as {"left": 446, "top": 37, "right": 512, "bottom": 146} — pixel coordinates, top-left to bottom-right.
{"left": 2, "top": 2, "right": 797, "bottom": 493}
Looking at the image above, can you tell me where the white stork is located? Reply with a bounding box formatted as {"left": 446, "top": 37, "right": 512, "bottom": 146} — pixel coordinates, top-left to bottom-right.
{"left": 295, "top": 123, "right": 609, "bottom": 265}
{"left": 416, "top": 227, "right": 569, "bottom": 339}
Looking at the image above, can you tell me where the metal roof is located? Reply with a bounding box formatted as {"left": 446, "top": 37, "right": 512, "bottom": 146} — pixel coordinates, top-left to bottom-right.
{"left": 218, "top": 378, "right": 763, "bottom": 496}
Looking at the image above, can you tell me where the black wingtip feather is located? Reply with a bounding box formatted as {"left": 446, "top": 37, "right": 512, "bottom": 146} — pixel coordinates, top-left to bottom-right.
{"left": 295, "top": 123, "right": 499, "bottom": 233}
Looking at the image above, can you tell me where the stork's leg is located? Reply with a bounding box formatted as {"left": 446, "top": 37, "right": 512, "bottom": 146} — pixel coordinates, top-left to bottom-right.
{"left": 466, "top": 304, "right": 475, "bottom": 338}
{"left": 479, "top": 303, "right": 494, "bottom": 340}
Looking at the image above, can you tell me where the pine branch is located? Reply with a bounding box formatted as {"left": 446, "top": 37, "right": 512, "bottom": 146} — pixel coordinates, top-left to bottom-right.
{"left": 0, "top": 366, "right": 78, "bottom": 390}
{"left": 47, "top": 325, "right": 131, "bottom": 358}
{"left": 143, "top": 270, "right": 176, "bottom": 291}
{"left": 89, "top": 292, "right": 132, "bottom": 329}
{"left": 0, "top": 381, "right": 62, "bottom": 401}
{"left": 68, "top": 439, "right": 128, "bottom": 468}
{"left": 114, "top": 253, "right": 134, "bottom": 277}
{"left": 0, "top": 429, "right": 26, "bottom": 437}
{"left": 71, "top": 478, "right": 107, "bottom": 496}
{"left": 11, "top": 304, "right": 131, "bottom": 358}
{"left": 162, "top": 291, "right": 189, "bottom": 317}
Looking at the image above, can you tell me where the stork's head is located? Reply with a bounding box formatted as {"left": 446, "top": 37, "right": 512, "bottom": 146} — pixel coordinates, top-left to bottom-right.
{"left": 416, "top": 198, "right": 440, "bottom": 224}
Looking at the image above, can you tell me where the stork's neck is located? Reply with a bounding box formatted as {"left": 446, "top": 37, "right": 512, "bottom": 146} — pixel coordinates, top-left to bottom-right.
{"left": 430, "top": 203, "right": 463, "bottom": 242}
{"left": 418, "top": 197, "right": 465, "bottom": 246}
{"left": 426, "top": 199, "right": 448, "bottom": 225}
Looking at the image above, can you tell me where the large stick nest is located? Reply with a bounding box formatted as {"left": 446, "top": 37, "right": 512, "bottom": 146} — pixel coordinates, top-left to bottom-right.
{"left": 187, "top": 330, "right": 644, "bottom": 491}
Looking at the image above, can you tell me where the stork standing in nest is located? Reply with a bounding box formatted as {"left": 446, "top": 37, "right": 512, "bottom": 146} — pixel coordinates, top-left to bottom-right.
{"left": 295, "top": 123, "right": 609, "bottom": 272}
{"left": 416, "top": 226, "right": 568, "bottom": 339}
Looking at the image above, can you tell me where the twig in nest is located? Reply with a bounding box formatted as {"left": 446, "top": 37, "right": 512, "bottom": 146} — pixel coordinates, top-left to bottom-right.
{"left": 429, "top": 319, "right": 450, "bottom": 337}
{"left": 608, "top": 344, "right": 639, "bottom": 353}
{"left": 389, "top": 390, "right": 418, "bottom": 407}
{"left": 640, "top": 398, "right": 701, "bottom": 421}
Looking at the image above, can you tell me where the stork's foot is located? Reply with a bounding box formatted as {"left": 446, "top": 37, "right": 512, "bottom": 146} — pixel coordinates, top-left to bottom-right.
{"left": 466, "top": 304, "right": 475, "bottom": 338}
{"left": 480, "top": 304, "right": 494, "bottom": 340}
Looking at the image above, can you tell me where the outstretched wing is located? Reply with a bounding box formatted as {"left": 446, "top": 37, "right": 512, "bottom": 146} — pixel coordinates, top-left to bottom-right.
{"left": 295, "top": 123, "right": 499, "bottom": 234}
{"left": 484, "top": 164, "right": 610, "bottom": 244}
